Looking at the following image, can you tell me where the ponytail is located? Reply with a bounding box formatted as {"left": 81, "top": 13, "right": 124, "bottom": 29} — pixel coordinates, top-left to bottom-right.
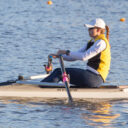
{"left": 100, "top": 25, "right": 109, "bottom": 41}
{"left": 105, "top": 25, "right": 109, "bottom": 41}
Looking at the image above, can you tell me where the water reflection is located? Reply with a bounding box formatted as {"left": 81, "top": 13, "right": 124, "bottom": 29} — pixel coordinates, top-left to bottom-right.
{"left": 0, "top": 98, "right": 122, "bottom": 127}
{"left": 81, "top": 101, "right": 120, "bottom": 127}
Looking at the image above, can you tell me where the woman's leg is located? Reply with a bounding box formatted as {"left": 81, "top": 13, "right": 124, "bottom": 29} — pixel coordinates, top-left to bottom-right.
{"left": 41, "top": 68, "right": 62, "bottom": 82}
{"left": 80, "top": 70, "right": 103, "bottom": 87}
{"left": 41, "top": 68, "right": 103, "bottom": 87}
{"left": 65, "top": 68, "right": 103, "bottom": 88}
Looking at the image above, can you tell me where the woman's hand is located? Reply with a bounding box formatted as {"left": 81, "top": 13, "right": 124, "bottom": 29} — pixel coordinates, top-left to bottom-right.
{"left": 48, "top": 50, "right": 67, "bottom": 59}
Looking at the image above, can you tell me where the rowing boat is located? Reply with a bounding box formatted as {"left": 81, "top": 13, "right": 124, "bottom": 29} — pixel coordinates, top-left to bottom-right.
{"left": 0, "top": 73, "right": 128, "bottom": 101}
{"left": 0, "top": 83, "right": 128, "bottom": 101}
{"left": 1, "top": 55, "right": 127, "bottom": 102}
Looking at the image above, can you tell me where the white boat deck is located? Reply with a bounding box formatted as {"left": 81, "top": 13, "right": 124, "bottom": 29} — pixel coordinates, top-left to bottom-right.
{"left": 0, "top": 84, "right": 128, "bottom": 101}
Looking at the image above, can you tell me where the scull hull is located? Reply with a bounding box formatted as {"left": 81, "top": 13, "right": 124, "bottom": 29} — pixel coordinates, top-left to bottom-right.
{"left": 0, "top": 84, "right": 128, "bottom": 100}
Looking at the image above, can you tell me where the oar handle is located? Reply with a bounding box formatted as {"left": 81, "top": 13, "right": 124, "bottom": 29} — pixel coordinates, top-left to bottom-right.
{"left": 59, "top": 55, "right": 65, "bottom": 73}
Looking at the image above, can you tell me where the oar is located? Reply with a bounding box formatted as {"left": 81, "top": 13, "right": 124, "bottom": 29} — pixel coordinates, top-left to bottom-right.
{"left": 59, "top": 55, "right": 73, "bottom": 103}
{"left": 0, "top": 74, "right": 49, "bottom": 86}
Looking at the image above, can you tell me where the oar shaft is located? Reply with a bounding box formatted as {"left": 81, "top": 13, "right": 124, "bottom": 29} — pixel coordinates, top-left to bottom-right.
{"left": 59, "top": 55, "right": 73, "bottom": 103}
{"left": 64, "top": 81, "right": 73, "bottom": 102}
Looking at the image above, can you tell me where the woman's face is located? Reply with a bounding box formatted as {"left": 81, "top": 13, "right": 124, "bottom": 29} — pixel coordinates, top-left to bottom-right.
{"left": 88, "top": 27, "right": 99, "bottom": 38}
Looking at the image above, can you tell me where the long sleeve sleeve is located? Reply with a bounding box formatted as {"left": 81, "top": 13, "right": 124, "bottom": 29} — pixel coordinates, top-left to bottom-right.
{"left": 62, "top": 43, "right": 87, "bottom": 61}
{"left": 63, "top": 40, "right": 106, "bottom": 61}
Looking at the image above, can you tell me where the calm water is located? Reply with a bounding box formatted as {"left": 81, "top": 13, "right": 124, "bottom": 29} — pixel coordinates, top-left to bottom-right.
{"left": 0, "top": 0, "right": 128, "bottom": 127}
{"left": 0, "top": 99, "right": 128, "bottom": 128}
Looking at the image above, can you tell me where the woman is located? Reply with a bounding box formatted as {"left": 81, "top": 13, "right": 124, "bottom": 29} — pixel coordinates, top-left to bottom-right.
{"left": 41, "top": 18, "right": 111, "bottom": 88}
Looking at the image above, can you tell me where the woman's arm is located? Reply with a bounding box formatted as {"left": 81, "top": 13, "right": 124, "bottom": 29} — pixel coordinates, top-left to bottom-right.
{"left": 64, "top": 40, "right": 106, "bottom": 61}
{"left": 62, "top": 43, "right": 88, "bottom": 61}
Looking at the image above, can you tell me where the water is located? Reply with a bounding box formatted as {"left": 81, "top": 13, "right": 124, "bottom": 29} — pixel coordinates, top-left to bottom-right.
{"left": 0, "top": 99, "right": 128, "bottom": 128}
{"left": 0, "top": 0, "right": 128, "bottom": 127}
